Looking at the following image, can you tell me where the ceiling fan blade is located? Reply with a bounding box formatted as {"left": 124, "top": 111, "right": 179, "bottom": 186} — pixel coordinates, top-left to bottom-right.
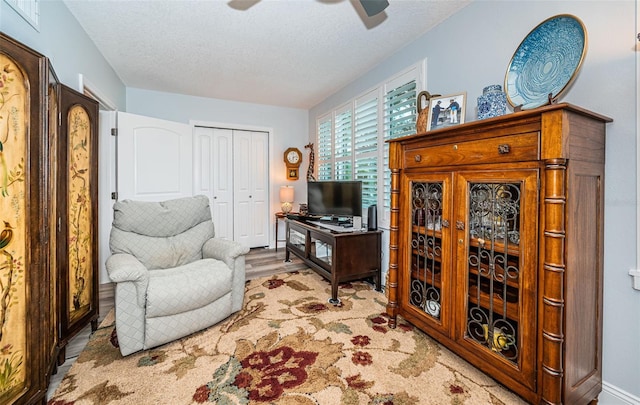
{"left": 227, "top": 0, "right": 261, "bottom": 11}
{"left": 359, "top": 0, "right": 389, "bottom": 17}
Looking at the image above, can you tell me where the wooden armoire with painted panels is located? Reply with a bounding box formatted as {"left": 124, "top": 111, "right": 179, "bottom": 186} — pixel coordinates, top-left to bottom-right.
{"left": 0, "top": 32, "right": 99, "bottom": 404}
{"left": 386, "top": 104, "right": 611, "bottom": 404}
{"left": 54, "top": 83, "right": 100, "bottom": 366}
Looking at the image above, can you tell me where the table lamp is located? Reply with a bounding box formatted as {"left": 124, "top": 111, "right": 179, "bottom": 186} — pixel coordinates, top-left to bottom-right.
{"left": 280, "top": 185, "right": 294, "bottom": 213}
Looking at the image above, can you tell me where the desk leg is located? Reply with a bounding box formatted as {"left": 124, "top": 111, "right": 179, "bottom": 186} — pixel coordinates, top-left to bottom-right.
{"left": 275, "top": 215, "right": 279, "bottom": 252}
{"left": 284, "top": 248, "right": 291, "bottom": 263}
{"left": 328, "top": 281, "right": 340, "bottom": 305}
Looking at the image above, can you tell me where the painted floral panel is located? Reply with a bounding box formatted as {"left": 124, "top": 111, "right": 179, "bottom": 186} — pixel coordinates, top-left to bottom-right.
{"left": 0, "top": 53, "right": 28, "bottom": 400}
{"left": 67, "top": 105, "right": 92, "bottom": 322}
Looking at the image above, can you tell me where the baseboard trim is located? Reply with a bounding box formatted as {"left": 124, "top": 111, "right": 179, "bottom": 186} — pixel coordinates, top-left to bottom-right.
{"left": 601, "top": 381, "right": 640, "bottom": 404}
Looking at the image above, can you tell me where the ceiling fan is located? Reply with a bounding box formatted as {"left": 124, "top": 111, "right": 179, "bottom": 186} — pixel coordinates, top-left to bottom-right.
{"left": 228, "top": 0, "right": 389, "bottom": 19}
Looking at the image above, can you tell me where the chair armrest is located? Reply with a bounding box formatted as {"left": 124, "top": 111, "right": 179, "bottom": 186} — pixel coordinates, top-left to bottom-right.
{"left": 106, "top": 253, "right": 150, "bottom": 308}
{"left": 106, "top": 253, "right": 150, "bottom": 283}
{"left": 203, "top": 238, "right": 250, "bottom": 263}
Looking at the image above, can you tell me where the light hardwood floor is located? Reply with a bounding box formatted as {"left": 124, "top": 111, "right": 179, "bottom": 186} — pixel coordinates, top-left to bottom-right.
{"left": 47, "top": 247, "right": 305, "bottom": 399}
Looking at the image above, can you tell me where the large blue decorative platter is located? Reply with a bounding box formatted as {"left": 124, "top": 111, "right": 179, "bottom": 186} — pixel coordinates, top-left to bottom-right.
{"left": 505, "top": 14, "right": 586, "bottom": 110}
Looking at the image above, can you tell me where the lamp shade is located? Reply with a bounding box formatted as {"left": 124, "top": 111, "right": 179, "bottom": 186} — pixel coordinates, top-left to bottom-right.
{"left": 280, "top": 185, "right": 294, "bottom": 202}
{"left": 280, "top": 186, "right": 295, "bottom": 213}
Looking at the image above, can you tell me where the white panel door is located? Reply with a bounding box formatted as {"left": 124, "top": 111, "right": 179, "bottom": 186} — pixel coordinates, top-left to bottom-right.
{"left": 212, "top": 129, "right": 234, "bottom": 239}
{"left": 193, "top": 126, "right": 234, "bottom": 240}
{"left": 98, "top": 110, "right": 116, "bottom": 284}
{"left": 249, "top": 131, "right": 269, "bottom": 246}
{"left": 233, "top": 130, "right": 269, "bottom": 247}
{"left": 117, "top": 112, "right": 192, "bottom": 202}
{"left": 233, "top": 131, "right": 252, "bottom": 246}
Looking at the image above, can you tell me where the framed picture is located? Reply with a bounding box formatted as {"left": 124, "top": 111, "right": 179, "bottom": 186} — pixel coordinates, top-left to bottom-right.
{"left": 427, "top": 93, "right": 466, "bottom": 131}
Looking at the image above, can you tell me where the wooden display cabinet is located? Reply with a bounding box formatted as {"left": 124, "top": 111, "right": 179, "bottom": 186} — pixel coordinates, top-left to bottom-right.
{"left": 386, "top": 104, "right": 611, "bottom": 404}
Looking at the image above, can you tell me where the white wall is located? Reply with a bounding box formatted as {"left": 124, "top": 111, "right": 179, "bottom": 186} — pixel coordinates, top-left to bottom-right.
{"left": 1, "top": 0, "right": 126, "bottom": 109}
{"left": 3, "top": 1, "right": 127, "bottom": 290}
{"left": 309, "top": 0, "right": 639, "bottom": 401}
{"left": 126, "top": 87, "right": 310, "bottom": 248}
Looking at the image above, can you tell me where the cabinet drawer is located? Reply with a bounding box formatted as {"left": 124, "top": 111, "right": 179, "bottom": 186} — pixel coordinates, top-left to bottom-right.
{"left": 404, "top": 132, "right": 539, "bottom": 168}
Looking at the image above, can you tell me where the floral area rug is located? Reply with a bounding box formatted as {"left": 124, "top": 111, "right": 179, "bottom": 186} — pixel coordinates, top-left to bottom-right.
{"left": 48, "top": 270, "right": 526, "bottom": 405}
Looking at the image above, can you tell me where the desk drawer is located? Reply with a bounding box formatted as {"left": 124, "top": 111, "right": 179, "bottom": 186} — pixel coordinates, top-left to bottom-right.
{"left": 404, "top": 132, "right": 539, "bottom": 168}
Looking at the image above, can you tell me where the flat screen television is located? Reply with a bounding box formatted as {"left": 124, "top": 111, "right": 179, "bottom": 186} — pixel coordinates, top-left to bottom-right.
{"left": 307, "top": 181, "right": 362, "bottom": 218}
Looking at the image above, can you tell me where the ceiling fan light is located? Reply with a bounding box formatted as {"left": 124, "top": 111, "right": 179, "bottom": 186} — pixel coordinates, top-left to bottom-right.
{"left": 359, "top": 0, "right": 389, "bottom": 17}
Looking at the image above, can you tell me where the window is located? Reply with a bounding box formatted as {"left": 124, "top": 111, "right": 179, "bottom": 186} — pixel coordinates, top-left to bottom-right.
{"left": 5, "top": 0, "right": 40, "bottom": 29}
{"left": 315, "top": 62, "right": 423, "bottom": 226}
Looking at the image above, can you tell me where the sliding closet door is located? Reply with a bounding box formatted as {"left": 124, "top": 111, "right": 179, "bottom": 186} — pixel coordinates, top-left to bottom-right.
{"left": 194, "top": 127, "right": 269, "bottom": 247}
{"left": 193, "top": 126, "right": 234, "bottom": 240}
{"left": 233, "top": 130, "right": 269, "bottom": 247}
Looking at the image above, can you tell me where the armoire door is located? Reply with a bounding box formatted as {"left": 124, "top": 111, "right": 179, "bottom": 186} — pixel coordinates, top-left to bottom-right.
{"left": 55, "top": 83, "right": 100, "bottom": 365}
{"left": 0, "top": 32, "right": 53, "bottom": 405}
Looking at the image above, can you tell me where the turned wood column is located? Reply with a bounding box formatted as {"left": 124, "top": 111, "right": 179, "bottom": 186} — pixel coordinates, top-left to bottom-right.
{"left": 541, "top": 158, "right": 567, "bottom": 405}
{"left": 386, "top": 142, "right": 401, "bottom": 328}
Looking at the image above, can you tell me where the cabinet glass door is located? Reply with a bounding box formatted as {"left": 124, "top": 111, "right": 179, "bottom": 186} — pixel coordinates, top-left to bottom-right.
{"left": 466, "top": 182, "right": 521, "bottom": 361}
{"left": 310, "top": 236, "right": 332, "bottom": 269}
{"left": 404, "top": 174, "right": 452, "bottom": 335}
{"left": 455, "top": 170, "right": 538, "bottom": 388}
{"left": 288, "top": 225, "right": 306, "bottom": 253}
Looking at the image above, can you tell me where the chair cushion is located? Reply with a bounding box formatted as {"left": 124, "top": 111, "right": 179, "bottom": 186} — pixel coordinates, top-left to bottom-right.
{"left": 112, "top": 195, "right": 213, "bottom": 237}
{"left": 145, "top": 258, "right": 232, "bottom": 318}
{"left": 109, "top": 195, "right": 216, "bottom": 269}
{"left": 110, "top": 221, "right": 214, "bottom": 270}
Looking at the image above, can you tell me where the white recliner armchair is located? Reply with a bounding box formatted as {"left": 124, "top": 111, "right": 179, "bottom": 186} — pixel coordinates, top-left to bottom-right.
{"left": 106, "top": 195, "right": 249, "bottom": 356}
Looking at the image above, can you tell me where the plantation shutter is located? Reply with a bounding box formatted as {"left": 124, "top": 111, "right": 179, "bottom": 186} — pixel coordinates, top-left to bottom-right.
{"left": 354, "top": 90, "right": 378, "bottom": 214}
{"left": 334, "top": 106, "right": 352, "bottom": 180}
{"left": 317, "top": 115, "right": 333, "bottom": 181}
{"left": 383, "top": 73, "right": 417, "bottom": 218}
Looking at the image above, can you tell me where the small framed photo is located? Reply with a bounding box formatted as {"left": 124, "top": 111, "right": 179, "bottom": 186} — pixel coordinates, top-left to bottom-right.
{"left": 427, "top": 93, "right": 466, "bottom": 131}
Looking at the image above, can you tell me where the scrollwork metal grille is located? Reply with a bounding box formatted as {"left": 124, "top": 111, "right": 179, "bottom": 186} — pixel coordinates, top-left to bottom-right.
{"left": 409, "top": 182, "right": 443, "bottom": 319}
{"left": 466, "top": 182, "right": 521, "bottom": 363}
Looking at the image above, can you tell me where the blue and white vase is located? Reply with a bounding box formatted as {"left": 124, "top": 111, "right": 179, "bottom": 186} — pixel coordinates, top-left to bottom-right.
{"left": 477, "top": 84, "right": 507, "bottom": 120}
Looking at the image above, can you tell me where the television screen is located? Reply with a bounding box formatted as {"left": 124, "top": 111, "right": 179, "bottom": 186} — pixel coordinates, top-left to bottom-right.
{"left": 307, "top": 181, "right": 362, "bottom": 218}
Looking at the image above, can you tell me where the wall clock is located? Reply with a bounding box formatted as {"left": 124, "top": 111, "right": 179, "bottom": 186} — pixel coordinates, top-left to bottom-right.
{"left": 284, "top": 147, "right": 302, "bottom": 180}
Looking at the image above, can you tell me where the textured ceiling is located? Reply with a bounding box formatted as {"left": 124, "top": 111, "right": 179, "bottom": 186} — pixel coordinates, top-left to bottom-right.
{"left": 64, "top": 0, "right": 471, "bottom": 109}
